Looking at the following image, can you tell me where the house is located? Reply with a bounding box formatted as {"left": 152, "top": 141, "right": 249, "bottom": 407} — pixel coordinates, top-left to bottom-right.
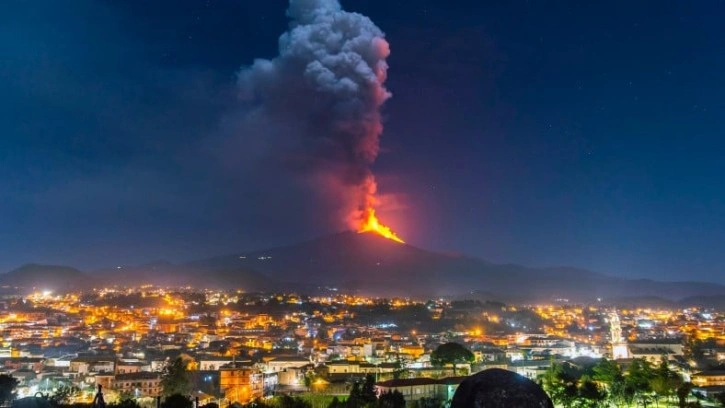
{"left": 508, "top": 360, "right": 553, "bottom": 379}
{"left": 375, "top": 377, "right": 466, "bottom": 403}
{"left": 376, "top": 378, "right": 438, "bottom": 402}
{"left": 323, "top": 361, "right": 399, "bottom": 376}
{"left": 115, "top": 361, "right": 146, "bottom": 375}
{"left": 692, "top": 370, "right": 725, "bottom": 387}
{"left": 628, "top": 340, "right": 684, "bottom": 358}
{"left": 197, "top": 356, "right": 235, "bottom": 371}
{"left": 69, "top": 355, "right": 115, "bottom": 375}
{"left": 219, "top": 362, "right": 264, "bottom": 404}
{"left": 2, "top": 357, "right": 45, "bottom": 372}
{"left": 112, "top": 372, "right": 162, "bottom": 397}
{"left": 277, "top": 366, "right": 306, "bottom": 388}
{"left": 325, "top": 361, "right": 361, "bottom": 375}
{"left": 265, "top": 356, "right": 310, "bottom": 373}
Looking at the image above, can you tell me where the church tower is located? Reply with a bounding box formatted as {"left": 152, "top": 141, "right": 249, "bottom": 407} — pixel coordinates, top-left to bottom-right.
{"left": 609, "top": 309, "right": 630, "bottom": 360}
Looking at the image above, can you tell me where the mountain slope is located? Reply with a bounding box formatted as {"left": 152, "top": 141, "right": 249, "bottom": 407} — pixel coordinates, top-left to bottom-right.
{"left": 6, "top": 232, "right": 723, "bottom": 300}
{"left": 190, "top": 232, "right": 725, "bottom": 301}
{"left": 0, "top": 264, "right": 95, "bottom": 292}
{"left": 92, "top": 259, "right": 277, "bottom": 291}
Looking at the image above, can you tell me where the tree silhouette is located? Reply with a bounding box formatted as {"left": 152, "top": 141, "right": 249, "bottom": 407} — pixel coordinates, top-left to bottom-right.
{"left": 327, "top": 396, "right": 343, "bottom": 408}
{"left": 360, "top": 375, "right": 377, "bottom": 405}
{"left": 277, "top": 395, "right": 311, "bottom": 408}
{"left": 161, "top": 357, "right": 191, "bottom": 396}
{"left": 650, "top": 359, "right": 682, "bottom": 405}
{"left": 109, "top": 398, "right": 142, "bottom": 408}
{"left": 677, "top": 382, "right": 694, "bottom": 408}
{"left": 378, "top": 391, "right": 405, "bottom": 408}
{"left": 50, "top": 384, "right": 80, "bottom": 406}
{"left": 540, "top": 363, "right": 577, "bottom": 408}
{"left": 714, "top": 392, "right": 725, "bottom": 407}
{"left": 161, "top": 393, "right": 192, "bottom": 408}
{"left": 625, "top": 358, "right": 654, "bottom": 405}
{"left": 592, "top": 358, "right": 627, "bottom": 405}
{"left": 0, "top": 374, "right": 18, "bottom": 406}
{"left": 578, "top": 376, "right": 606, "bottom": 407}
{"left": 430, "top": 343, "right": 474, "bottom": 374}
{"left": 347, "top": 381, "right": 363, "bottom": 408}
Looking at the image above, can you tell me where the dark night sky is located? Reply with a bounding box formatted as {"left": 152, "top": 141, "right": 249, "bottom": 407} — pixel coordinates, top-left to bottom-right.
{"left": 2, "top": 0, "right": 724, "bottom": 283}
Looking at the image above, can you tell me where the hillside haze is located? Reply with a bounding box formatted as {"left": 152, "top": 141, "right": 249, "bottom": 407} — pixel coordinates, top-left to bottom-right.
{"left": 212, "top": 232, "right": 725, "bottom": 301}
{"left": 2, "top": 232, "right": 724, "bottom": 303}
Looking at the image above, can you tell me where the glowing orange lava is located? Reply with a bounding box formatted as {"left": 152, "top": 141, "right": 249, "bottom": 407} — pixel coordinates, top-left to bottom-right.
{"left": 358, "top": 208, "right": 405, "bottom": 243}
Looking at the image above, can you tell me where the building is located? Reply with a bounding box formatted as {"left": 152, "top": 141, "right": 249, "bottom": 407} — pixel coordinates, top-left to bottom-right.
{"left": 219, "top": 362, "right": 264, "bottom": 404}
{"left": 692, "top": 370, "right": 725, "bottom": 387}
{"left": 628, "top": 339, "right": 684, "bottom": 363}
{"left": 198, "top": 356, "right": 235, "bottom": 371}
{"left": 115, "top": 361, "right": 146, "bottom": 375}
{"left": 2, "top": 357, "right": 45, "bottom": 372}
{"left": 322, "top": 361, "right": 398, "bottom": 376}
{"left": 376, "top": 377, "right": 466, "bottom": 403}
{"left": 609, "top": 310, "right": 630, "bottom": 360}
{"left": 69, "top": 355, "right": 115, "bottom": 375}
{"left": 265, "top": 356, "right": 310, "bottom": 373}
{"left": 112, "top": 372, "right": 161, "bottom": 397}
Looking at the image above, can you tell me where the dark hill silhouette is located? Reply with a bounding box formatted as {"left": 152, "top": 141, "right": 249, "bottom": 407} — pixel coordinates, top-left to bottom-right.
{"left": 4, "top": 232, "right": 724, "bottom": 300}
{"left": 0, "top": 264, "right": 95, "bottom": 291}
{"left": 186, "top": 231, "right": 725, "bottom": 301}
{"left": 92, "top": 260, "right": 277, "bottom": 291}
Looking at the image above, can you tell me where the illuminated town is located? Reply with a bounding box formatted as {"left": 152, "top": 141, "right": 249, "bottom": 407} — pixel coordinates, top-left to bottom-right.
{"left": 0, "top": 286, "right": 722, "bottom": 407}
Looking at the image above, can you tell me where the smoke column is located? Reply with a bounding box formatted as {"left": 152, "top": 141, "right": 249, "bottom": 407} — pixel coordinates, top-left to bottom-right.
{"left": 238, "top": 0, "right": 402, "bottom": 241}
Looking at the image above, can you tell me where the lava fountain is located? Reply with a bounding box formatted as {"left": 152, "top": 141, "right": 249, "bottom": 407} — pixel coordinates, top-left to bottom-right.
{"left": 358, "top": 207, "right": 405, "bottom": 243}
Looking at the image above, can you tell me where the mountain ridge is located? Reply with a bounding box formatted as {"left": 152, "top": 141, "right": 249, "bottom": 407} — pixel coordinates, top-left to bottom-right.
{"left": 2, "top": 232, "right": 723, "bottom": 302}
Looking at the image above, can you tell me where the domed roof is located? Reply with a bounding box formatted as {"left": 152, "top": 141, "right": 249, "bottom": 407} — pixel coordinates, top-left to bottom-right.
{"left": 451, "top": 368, "right": 553, "bottom": 408}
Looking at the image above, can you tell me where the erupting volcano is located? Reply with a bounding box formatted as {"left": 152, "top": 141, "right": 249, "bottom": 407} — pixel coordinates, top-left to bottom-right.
{"left": 358, "top": 207, "right": 404, "bottom": 243}
{"left": 237, "top": 0, "right": 405, "bottom": 242}
{"left": 352, "top": 178, "right": 405, "bottom": 243}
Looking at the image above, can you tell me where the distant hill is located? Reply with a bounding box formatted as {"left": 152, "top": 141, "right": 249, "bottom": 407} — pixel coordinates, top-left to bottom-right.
{"left": 5, "top": 232, "right": 725, "bottom": 301}
{"left": 92, "top": 259, "right": 277, "bottom": 292}
{"left": 0, "top": 264, "right": 95, "bottom": 292}
{"left": 678, "top": 294, "right": 725, "bottom": 309}
{"left": 186, "top": 231, "right": 725, "bottom": 301}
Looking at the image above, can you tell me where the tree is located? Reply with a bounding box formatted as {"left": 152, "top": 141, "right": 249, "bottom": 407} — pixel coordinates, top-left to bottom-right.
{"left": 345, "top": 376, "right": 376, "bottom": 408}
{"left": 578, "top": 376, "right": 606, "bottom": 407}
{"left": 161, "top": 393, "right": 193, "bottom": 408}
{"left": 592, "top": 359, "right": 621, "bottom": 385}
{"left": 391, "top": 360, "right": 404, "bottom": 380}
{"left": 327, "top": 397, "right": 344, "bottom": 408}
{"left": 540, "top": 363, "right": 577, "bottom": 408}
{"left": 378, "top": 391, "right": 405, "bottom": 408}
{"left": 414, "top": 397, "right": 442, "bottom": 408}
{"left": 715, "top": 392, "right": 725, "bottom": 408}
{"left": 0, "top": 374, "right": 18, "bottom": 406}
{"left": 360, "top": 375, "right": 377, "bottom": 406}
{"left": 161, "top": 357, "right": 191, "bottom": 396}
{"left": 592, "top": 358, "right": 626, "bottom": 406}
{"left": 50, "top": 384, "right": 81, "bottom": 406}
{"left": 625, "top": 358, "right": 654, "bottom": 406}
{"left": 677, "top": 382, "right": 694, "bottom": 408}
{"left": 347, "top": 381, "right": 363, "bottom": 408}
{"left": 109, "top": 398, "right": 142, "bottom": 408}
{"left": 277, "top": 395, "right": 312, "bottom": 408}
{"left": 430, "top": 343, "right": 474, "bottom": 375}
{"left": 650, "top": 359, "right": 682, "bottom": 405}
{"left": 316, "top": 326, "right": 329, "bottom": 341}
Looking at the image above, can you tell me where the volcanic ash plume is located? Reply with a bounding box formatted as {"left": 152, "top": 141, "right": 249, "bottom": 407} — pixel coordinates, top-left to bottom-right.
{"left": 238, "top": 0, "right": 403, "bottom": 243}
